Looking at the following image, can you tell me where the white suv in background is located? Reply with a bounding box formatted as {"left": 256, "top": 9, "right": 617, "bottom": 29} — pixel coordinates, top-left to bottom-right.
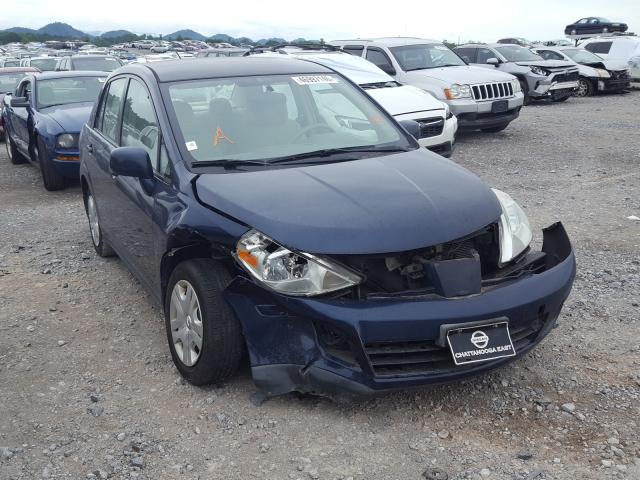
{"left": 331, "top": 37, "right": 524, "bottom": 133}
{"left": 250, "top": 45, "right": 458, "bottom": 156}
{"left": 580, "top": 36, "right": 640, "bottom": 88}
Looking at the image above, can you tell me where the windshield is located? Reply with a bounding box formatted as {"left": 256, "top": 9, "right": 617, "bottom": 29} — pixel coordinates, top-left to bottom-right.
{"left": 167, "top": 73, "right": 409, "bottom": 164}
{"left": 37, "top": 76, "right": 105, "bottom": 108}
{"left": 30, "top": 58, "right": 57, "bottom": 71}
{"left": 562, "top": 48, "right": 603, "bottom": 63}
{"left": 495, "top": 46, "right": 543, "bottom": 62}
{"left": 4, "top": 60, "right": 20, "bottom": 67}
{"left": 73, "top": 57, "right": 122, "bottom": 71}
{"left": 390, "top": 44, "right": 466, "bottom": 71}
{"left": 0, "top": 73, "right": 27, "bottom": 93}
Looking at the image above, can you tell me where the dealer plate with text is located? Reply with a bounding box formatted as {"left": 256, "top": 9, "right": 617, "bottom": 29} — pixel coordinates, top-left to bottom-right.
{"left": 447, "top": 321, "right": 516, "bottom": 366}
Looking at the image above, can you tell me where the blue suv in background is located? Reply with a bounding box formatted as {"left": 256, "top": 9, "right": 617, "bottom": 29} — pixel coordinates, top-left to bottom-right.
{"left": 79, "top": 58, "right": 575, "bottom": 396}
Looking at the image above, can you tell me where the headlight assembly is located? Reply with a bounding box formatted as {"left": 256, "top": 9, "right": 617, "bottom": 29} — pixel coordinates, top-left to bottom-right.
{"left": 56, "top": 133, "right": 79, "bottom": 149}
{"left": 511, "top": 78, "right": 522, "bottom": 93}
{"left": 491, "top": 189, "right": 533, "bottom": 265}
{"left": 529, "top": 66, "right": 547, "bottom": 76}
{"left": 444, "top": 84, "right": 471, "bottom": 100}
{"left": 236, "top": 230, "right": 361, "bottom": 296}
{"left": 595, "top": 68, "right": 610, "bottom": 78}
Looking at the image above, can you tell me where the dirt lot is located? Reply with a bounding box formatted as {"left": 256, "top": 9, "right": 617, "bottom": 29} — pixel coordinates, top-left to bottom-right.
{"left": 1, "top": 92, "right": 639, "bottom": 480}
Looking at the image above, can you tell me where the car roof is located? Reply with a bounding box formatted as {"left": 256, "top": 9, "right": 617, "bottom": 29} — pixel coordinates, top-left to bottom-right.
{"left": 33, "top": 71, "right": 108, "bottom": 80}
{"left": 0, "top": 67, "right": 40, "bottom": 73}
{"left": 70, "top": 54, "right": 116, "bottom": 59}
{"left": 117, "top": 57, "right": 333, "bottom": 82}
{"left": 332, "top": 37, "right": 440, "bottom": 47}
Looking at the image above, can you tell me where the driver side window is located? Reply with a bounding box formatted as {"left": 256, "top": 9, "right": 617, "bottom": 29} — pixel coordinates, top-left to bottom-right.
{"left": 120, "top": 79, "right": 159, "bottom": 167}
{"left": 476, "top": 48, "right": 495, "bottom": 63}
{"left": 18, "top": 80, "right": 31, "bottom": 100}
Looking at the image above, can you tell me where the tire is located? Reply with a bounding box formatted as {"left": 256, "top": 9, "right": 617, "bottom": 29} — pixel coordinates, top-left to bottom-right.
{"left": 571, "top": 29, "right": 577, "bottom": 35}
{"left": 575, "top": 77, "right": 594, "bottom": 97}
{"left": 519, "top": 80, "right": 530, "bottom": 105}
{"left": 36, "top": 138, "right": 66, "bottom": 191}
{"left": 164, "top": 259, "right": 243, "bottom": 386}
{"left": 482, "top": 124, "right": 509, "bottom": 133}
{"left": 602, "top": 27, "right": 609, "bottom": 34}
{"left": 5, "top": 131, "right": 27, "bottom": 165}
{"left": 84, "top": 191, "right": 115, "bottom": 257}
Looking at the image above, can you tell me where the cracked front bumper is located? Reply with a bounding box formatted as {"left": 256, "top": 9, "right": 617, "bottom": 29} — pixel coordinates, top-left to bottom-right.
{"left": 225, "top": 223, "right": 576, "bottom": 396}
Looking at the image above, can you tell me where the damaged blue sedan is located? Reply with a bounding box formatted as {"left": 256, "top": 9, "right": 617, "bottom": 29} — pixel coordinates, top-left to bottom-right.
{"left": 79, "top": 57, "right": 576, "bottom": 396}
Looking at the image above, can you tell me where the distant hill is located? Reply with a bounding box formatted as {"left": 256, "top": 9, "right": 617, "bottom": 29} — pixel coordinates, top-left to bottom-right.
{"left": 37, "top": 22, "right": 87, "bottom": 38}
{"left": 5, "top": 27, "right": 36, "bottom": 34}
{"left": 101, "top": 30, "right": 135, "bottom": 39}
{"left": 209, "top": 33, "right": 235, "bottom": 43}
{"left": 165, "top": 29, "right": 207, "bottom": 41}
{"left": 256, "top": 37, "right": 287, "bottom": 46}
{"left": 85, "top": 30, "right": 103, "bottom": 37}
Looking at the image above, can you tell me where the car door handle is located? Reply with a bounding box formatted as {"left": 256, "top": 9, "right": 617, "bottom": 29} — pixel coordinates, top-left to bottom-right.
{"left": 87, "top": 144, "right": 93, "bottom": 153}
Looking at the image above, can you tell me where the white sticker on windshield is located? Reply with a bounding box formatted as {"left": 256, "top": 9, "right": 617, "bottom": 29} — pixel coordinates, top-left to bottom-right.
{"left": 292, "top": 75, "right": 339, "bottom": 85}
{"left": 185, "top": 141, "right": 198, "bottom": 151}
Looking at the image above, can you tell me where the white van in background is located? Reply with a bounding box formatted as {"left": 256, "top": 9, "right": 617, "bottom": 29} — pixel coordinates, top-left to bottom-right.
{"left": 580, "top": 36, "right": 640, "bottom": 88}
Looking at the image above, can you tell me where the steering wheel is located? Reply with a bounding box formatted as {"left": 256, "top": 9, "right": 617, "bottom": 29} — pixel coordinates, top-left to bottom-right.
{"left": 292, "top": 123, "right": 334, "bottom": 143}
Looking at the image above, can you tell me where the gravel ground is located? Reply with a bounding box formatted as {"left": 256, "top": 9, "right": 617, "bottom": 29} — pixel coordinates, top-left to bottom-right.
{"left": 0, "top": 92, "right": 639, "bottom": 480}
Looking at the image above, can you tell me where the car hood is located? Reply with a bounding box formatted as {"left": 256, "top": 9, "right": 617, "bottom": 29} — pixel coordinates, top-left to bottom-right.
{"left": 40, "top": 102, "right": 94, "bottom": 132}
{"left": 403, "top": 65, "right": 516, "bottom": 86}
{"left": 514, "top": 60, "right": 575, "bottom": 68}
{"left": 194, "top": 150, "right": 502, "bottom": 255}
{"left": 367, "top": 85, "right": 445, "bottom": 116}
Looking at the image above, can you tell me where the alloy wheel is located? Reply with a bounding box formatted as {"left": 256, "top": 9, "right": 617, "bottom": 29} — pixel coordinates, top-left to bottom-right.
{"left": 87, "top": 195, "right": 101, "bottom": 247}
{"left": 576, "top": 79, "right": 589, "bottom": 97}
{"left": 169, "top": 280, "right": 204, "bottom": 367}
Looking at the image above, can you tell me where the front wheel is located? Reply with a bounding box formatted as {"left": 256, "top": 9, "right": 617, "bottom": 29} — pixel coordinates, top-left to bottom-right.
{"left": 575, "top": 78, "right": 594, "bottom": 97}
{"left": 37, "top": 138, "right": 66, "bottom": 191}
{"left": 164, "top": 259, "right": 243, "bottom": 386}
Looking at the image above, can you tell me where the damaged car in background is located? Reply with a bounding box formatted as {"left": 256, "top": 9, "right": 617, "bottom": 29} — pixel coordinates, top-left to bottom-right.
{"left": 534, "top": 46, "right": 630, "bottom": 96}
{"left": 79, "top": 57, "right": 576, "bottom": 397}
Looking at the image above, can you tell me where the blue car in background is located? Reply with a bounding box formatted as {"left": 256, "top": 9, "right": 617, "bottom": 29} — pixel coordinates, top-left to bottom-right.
{"left": 3, "top": 71, "right": 107, "bottom": 190}
{"left": 79, "top": 58, "right": 576, "bottom": 397}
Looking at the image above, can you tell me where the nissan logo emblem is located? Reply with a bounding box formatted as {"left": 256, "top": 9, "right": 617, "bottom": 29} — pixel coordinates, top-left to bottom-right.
{"left": 471, "top": 330, "right": 489, "bottom": 349}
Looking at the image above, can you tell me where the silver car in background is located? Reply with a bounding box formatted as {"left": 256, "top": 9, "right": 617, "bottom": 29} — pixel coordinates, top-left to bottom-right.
{"left": 331, "top": 37, "right": 524, "bottom": 133}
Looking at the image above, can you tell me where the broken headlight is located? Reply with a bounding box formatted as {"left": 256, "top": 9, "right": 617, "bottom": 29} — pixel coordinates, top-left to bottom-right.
{"left": 529, "top": 66, "right": 547, "bottom": 76}
{"left": 492, "top": 189, "right": 533, "bottom": 265}
{"left": 235, "top": 230, "right": 361, "bottom": 296}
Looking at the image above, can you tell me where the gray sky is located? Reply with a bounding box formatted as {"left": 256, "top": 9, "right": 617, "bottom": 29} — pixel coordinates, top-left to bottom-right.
{"left": 1, "top": 0, "right": 638, "bottom": 42}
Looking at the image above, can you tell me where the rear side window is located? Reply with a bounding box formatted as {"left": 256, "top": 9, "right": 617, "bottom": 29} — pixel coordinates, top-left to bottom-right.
{"left": 97, "top": 78, "right": 127, "bottom": 143}
{"left": 343, "top": 45, "right": 364, "bottom": 56}
{"left": 476, "top": 48, "right": 496, "bottom": 63}
{"left": 365, "top": 48, "right": 394, "bottom": 72}
{"left": 454, "top": 48, "right": 476, "bottom": 63}
{"left": 585, "top": 42, "right": 612, "bottom": 55}
{"left": 121, "top": 79, "right": 159, "bottom": 165}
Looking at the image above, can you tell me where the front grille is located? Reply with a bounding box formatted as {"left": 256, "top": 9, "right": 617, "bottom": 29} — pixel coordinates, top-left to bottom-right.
{"left": 364, "top": 317, "right": 547, "bottom": 378}
{"left": 416, "top": 117, "right": 444, "bottom": 138}
{"left": 553, "top": 71, "right": 579, "bottom": 83}
{"left": 471, "top": 81, "right": 514, "bottom": 100}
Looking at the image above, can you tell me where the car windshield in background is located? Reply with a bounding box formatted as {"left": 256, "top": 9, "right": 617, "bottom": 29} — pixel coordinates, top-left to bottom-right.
{"left": 167, "top": 73, "right": 409, "bottom": 164}
{"left": 73, "top": 57, "right": 122, "bottom": 71}
{"left": 562, "top": 48, "right": 604, "bottom": 64}
{"left": 495, "top": 46, "right": 543, "bottom": 62}
{"left": 30, "top": 58, "right": 58, "bottom": 71}
{"left": 0, "top": 73, "right": 27, "bottom": 93}
{"left": 37, "top": 76, "right": 105, "bottom": 108}
{"left": 390, "top": 44, "right": 466, "bottom": 71}
{"left": 3, "top": 60, "right": 20, "bottom": 67}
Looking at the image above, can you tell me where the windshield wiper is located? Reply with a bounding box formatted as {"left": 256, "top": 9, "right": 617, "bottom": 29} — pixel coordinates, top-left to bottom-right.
{"left": 267, "top": 146, "right": 412, "bottom": 165}
{"left": 405, "top": 64, "right": 463, "bottom": 71}
{"left": 191, "top": 159, "right": 267, "bottom": 170}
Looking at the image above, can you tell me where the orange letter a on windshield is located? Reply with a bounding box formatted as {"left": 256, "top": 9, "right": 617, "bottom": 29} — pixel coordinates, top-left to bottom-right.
{"left": 213, "top": 126, "right": 235, "bottom": 146}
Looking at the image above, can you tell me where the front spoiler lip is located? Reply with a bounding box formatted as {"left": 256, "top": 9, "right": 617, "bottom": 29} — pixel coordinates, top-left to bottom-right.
{"left": 227, "top": 222, "right": 576, "bottom": 396}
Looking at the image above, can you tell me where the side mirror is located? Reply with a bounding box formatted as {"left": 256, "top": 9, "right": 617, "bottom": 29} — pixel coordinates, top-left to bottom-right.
{"left": 486, "top": 57, "right": 500, "bottom": 66}
{"left": 110, "top": 147, "right": 153, "bottom": 179}
{"left": 398, "top": 119, "right": 421, "bottom": 140}
{"left": 10, "top": 96, "right": 30, "bottom": 108}
{"left": 379, "top": 64, "right": 397, "bottom": 76}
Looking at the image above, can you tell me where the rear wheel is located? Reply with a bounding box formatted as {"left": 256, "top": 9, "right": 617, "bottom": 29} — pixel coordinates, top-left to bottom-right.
{"left": 6, "top": 131, "right": 27, "bottom": 165}
{"left": 84, "top": 192, "right": 115, "bottom": 257}
{"left": 164, "top": 259, "right": 243, "bottom": 386}
{"left": 37, "top": 138, "right": 65, "bottom": 191}
{"left": 575, "top": 78, "right": 594, "bottom": 97}
{"left": 602, "top": 27, "right": 609, "bottom": 34}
